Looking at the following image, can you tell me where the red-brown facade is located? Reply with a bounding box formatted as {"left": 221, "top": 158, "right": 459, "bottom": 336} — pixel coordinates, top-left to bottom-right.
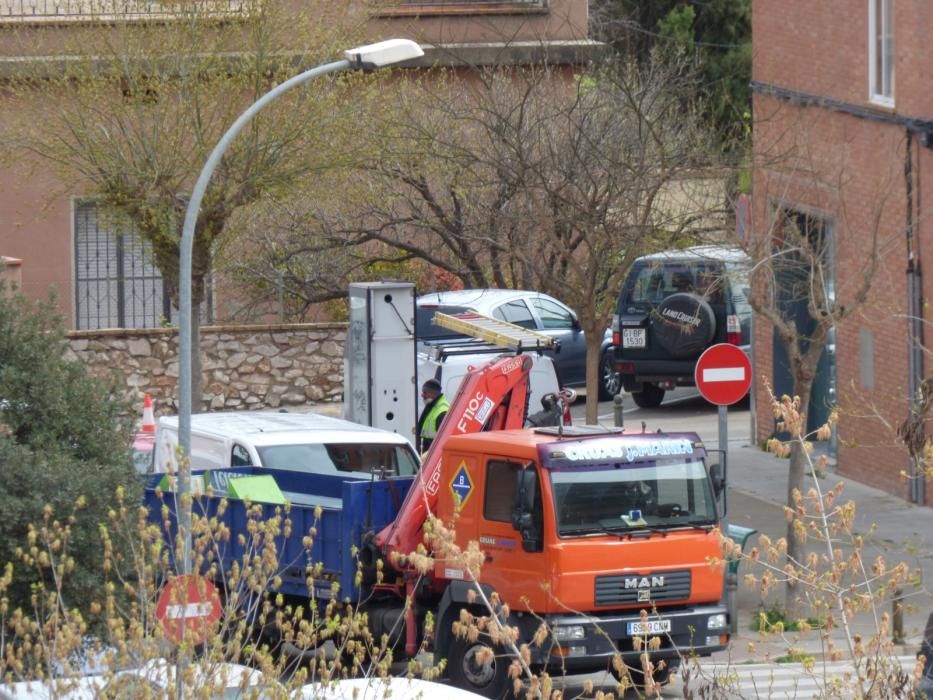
{"left": 0, "top": 0, "right": 593, "bottom": 328}
{"left": 752, "top": 0, "right": 933, "bottom": 504}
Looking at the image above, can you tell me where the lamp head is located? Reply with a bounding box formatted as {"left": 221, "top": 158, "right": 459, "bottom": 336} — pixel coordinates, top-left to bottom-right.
{"left": 345, "top": 39, "right": 423, "bottom": 70}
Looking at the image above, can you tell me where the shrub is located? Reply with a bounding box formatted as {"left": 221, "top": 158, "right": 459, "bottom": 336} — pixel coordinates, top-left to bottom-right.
{"left": 0, "top": 287, "right": 139, "bottom": 620}
{"left": 749, "top": 603, "right": 822, "bottom": 633}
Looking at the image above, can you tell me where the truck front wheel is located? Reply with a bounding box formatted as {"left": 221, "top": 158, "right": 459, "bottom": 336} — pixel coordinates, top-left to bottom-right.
{"left": 448, "top": 634, "right": 514, "bottom": 699}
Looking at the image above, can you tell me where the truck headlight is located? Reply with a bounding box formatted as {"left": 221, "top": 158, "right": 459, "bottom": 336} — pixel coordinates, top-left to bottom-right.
{"left": 552, "top": 625, "right": 586, "bottom": 641}
{"left": 707, "top": 614, "right": 728, "bottom": 630}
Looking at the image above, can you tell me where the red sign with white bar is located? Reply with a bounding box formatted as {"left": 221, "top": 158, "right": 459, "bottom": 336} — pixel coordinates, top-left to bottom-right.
{"left": 694, "top": 343, "right": 752, "bottom": 406}
{"left": 155, "top": 574, "right": 222, "bottom": 645}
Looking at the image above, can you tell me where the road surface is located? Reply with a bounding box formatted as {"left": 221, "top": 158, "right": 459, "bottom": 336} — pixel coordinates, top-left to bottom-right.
{"left": 547, "top": 654, "right": 920, "bottom": 699}
{"left": 569, "top": 388, "right": 753, "bottom": 449}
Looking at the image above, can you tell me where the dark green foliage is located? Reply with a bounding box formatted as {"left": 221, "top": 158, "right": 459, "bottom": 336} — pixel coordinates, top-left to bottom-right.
{"left": 592, "top": 0, "right": 751, "bottom": 149}
{"left": 656, "top": 4, "right": 696, "bottom": 52}
{"left": 750, "top": 603, "right": 823, "bottom": 632}
{"left": 0, "top": 286, "right": 139, "bottom": 619}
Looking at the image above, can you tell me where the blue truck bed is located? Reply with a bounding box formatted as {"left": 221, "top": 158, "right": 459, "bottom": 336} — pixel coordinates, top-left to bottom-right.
{"left": 144, "top": 467, "right": 414, "bottom": 600}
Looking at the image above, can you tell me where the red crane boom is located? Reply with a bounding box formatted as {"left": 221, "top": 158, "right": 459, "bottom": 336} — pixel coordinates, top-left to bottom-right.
{"left": 375, "top": 353, "right": 534, "bottom": 559}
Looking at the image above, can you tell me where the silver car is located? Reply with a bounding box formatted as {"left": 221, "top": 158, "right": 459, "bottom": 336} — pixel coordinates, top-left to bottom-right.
{"left": 416, "top": 289, "right": 619, "bottom": 400}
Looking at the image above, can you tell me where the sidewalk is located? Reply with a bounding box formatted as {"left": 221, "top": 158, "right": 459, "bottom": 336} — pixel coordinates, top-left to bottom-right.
{"left": 722, "top": 441, "right": 933, "bottom": 663}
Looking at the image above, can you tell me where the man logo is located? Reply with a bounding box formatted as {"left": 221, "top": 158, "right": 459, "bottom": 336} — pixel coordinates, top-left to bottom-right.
{"left": 623, "top": 576, "right": 665, "bottom": 590}
{"left": 638, "top": 590, "right": 651, "bottom": 602}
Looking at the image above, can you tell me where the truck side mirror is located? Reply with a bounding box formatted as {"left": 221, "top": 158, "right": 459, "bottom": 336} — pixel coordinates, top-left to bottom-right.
{"left": 511, "top": 468, "right": 542, "bottom": 552}
{"left": 709, "top": 463, "right": 724, "bottom": 497}
{"left": 708, "top": 461, "right": 727, "bottom": 518}
{"left": 707, "top": 450, "right": 729, "bottom": 518}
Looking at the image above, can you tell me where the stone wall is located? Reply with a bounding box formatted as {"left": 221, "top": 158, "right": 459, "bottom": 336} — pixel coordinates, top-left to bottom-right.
{"left": 65, "top": 323, "right": 347, "bottom": 417}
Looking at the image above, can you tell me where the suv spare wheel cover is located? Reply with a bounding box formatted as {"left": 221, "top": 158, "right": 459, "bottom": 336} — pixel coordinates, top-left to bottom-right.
{"left": 652, "top": 293, "right": 716, "bottom": 358}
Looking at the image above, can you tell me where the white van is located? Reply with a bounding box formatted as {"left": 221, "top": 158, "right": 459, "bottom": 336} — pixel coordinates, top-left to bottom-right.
{"left": 153, "top": 411, "right": 420, "bottom": 477}
{"left": 417, "top": 346, "right": 562, "bottom": 416}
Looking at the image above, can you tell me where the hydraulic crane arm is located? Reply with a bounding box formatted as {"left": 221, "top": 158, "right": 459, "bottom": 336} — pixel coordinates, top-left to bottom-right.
{"left": 375, "top": 353, "right": 533, "bottom": 560}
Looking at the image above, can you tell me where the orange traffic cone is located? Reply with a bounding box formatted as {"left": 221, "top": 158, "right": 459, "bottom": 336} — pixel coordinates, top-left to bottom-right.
{"left": 141, "top": 393, "right": 156, "bottom": 433}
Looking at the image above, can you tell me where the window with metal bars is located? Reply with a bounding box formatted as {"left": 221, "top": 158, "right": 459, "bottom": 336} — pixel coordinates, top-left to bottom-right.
{"left": 74, "top": 200, "right": 211, "bottom": 330}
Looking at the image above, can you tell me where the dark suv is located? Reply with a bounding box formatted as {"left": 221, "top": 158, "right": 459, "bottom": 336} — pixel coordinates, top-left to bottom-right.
{"left": 612, "top": 246, "right": 752, "bottom": 408}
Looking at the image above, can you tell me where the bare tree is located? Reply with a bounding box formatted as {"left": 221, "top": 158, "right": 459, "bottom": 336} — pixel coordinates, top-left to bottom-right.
{"left": 214, "top": 192, "right": 424, "bottom": 321}
{"left": 748, "top": 105, "right": 897, "bottom": 617}
{"left": 251, "top": 55, "right": 727, "bottom": 421}
{"left": 1, "top": 0, "right": 372, "bottom": 406}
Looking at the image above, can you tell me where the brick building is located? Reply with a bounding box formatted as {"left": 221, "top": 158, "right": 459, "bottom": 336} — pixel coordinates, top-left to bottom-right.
{"left": 0, "top": 0, "right": 594, "bottom": 329}
{"left": 751, "top": 0, "right": 932, "bottom": 505}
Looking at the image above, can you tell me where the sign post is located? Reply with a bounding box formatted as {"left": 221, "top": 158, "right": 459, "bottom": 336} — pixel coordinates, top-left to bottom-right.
{"left": 155, "top": 574, "right": 222, "bottom": 647}
{"left": 694, "top": 343, "right": 752, "bottom": 513}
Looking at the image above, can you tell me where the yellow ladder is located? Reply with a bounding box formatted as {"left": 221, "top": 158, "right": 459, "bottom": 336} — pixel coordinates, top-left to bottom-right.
{"left": 432, "top": 311, "right": 555, "bottom": 351}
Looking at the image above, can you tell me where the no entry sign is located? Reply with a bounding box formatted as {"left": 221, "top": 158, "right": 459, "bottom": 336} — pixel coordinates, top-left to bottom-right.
{"left": 155, "top": 574, "right": 222, "bottom": 645}
{"left": 694, "top": 343, "right": 752, "bottom": 406}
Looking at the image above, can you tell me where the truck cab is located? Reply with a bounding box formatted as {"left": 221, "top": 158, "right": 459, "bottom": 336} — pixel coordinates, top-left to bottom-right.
{"left": 431, "top": 426, "right": 728, "bottom": 694}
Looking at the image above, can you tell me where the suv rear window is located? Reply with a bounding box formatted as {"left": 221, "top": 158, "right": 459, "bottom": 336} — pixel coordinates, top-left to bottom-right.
{"left": 624, "top": 262, "right": 726, "bottom": 305}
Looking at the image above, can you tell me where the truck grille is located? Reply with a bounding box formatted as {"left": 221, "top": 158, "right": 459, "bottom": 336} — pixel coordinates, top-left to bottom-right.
{"left": 595, "top": 569, "right": 691, "bottom": 606}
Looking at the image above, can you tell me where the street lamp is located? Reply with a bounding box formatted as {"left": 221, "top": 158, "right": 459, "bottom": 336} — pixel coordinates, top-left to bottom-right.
{"left": 175, "top": 39, "right": 423, "bottom": 573}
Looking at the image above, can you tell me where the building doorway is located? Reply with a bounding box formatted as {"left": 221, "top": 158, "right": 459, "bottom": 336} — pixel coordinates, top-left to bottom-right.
{"left": 770, "top": 209, "right": 837, "bottom": 444}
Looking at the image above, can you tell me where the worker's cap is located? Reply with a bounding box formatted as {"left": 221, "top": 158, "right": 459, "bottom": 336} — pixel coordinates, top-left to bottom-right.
{"left": 422, "top": 379, "right": 442, "bottom": 393}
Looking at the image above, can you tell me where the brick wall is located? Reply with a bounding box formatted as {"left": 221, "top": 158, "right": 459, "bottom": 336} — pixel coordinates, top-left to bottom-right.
{"left": 752, "top": 0, "right": 933, "bottom": 505}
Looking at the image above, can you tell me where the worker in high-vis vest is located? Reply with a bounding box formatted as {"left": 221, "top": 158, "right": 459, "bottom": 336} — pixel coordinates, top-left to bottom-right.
{"left": 417, "top": 378, "right": 449, "bottom": 454}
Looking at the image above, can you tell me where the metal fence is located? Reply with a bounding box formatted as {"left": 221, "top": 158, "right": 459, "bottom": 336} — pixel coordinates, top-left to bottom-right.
{"left": 0, "top": 0, "right": 244, "bottom": 21}
{"left": 1, "top": 0, "right": 540, "bottom": 21}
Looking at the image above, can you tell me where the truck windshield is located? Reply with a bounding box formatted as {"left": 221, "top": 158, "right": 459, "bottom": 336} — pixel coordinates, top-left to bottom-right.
{"left": 550, "top": 460, "right": 716, "bottom": 536}
{"left": 256, "top": 443, "right": 419, "bottom": 477}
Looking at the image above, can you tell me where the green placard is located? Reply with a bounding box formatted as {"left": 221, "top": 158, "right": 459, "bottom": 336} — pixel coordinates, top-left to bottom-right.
{"left": 226, "top": 474, "right": 286, "bottom": 505}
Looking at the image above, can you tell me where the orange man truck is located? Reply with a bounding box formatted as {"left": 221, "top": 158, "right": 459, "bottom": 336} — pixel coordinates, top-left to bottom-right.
{"left": 418, "top": 425, "right": 729, "bottom": 695}
{"left": 147, "top": 353, "right": 730, "bottom": 696}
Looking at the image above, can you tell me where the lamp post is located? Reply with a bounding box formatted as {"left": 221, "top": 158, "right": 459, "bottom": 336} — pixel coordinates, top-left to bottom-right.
{"left": 176, "top": 38, "right": 423, "bottom": 574}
